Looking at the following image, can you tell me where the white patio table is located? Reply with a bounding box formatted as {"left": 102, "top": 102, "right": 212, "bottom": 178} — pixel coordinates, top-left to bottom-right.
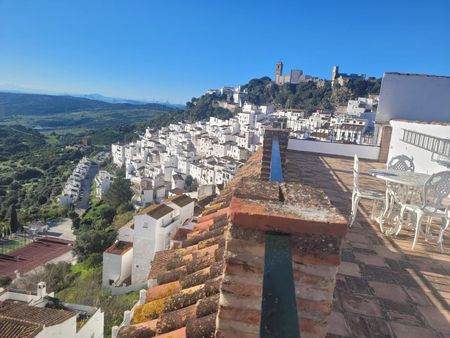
{"left": 367, "top": 169, "right": 431, "bottom": 235}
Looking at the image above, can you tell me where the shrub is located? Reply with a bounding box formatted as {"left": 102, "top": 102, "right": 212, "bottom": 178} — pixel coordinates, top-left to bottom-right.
{"left": 0, "top": 276, "right": 12, "bottom": 287}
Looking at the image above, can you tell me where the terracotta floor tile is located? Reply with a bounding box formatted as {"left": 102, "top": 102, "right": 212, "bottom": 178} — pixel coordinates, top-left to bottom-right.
{"left": 369, "top": 281, "right": 410, "bottom": 304}
{"left": 338, "top": 261, "right": 361, "bottom": 277}
{"left": 417, "top": 306, "right": 450, "bottom": 334}
{"left": 345, "top": 313, "right": 392, "bottom": 337}
{"left": 404, "top": 287, "right": 433, "bottom": 306}
{"left": 380, "top": 299, "right": 425, "bottom": 327}
{"left": 339, "top": 291, "right": 383, "bottom": 318}
{"left": 354, "top": 252, "right": 387, "bottom": 267}
{"left": 390, "top": 322, "right": 437, "bottom": 338}
{"left": 345, "top": 232, "right": 373, "bottom": 245}
{"left": 327, "top": 311, "right": 351, "bottom": 337}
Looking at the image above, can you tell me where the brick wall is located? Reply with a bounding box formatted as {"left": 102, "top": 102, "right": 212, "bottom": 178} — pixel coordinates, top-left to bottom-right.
{"left": 215, "top": 178, "right": 347, "bottom": 338}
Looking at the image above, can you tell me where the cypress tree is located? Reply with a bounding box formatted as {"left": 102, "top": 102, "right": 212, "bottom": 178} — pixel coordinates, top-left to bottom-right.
{"left": 9, "top": 204, "right": 18, "bottom": 233}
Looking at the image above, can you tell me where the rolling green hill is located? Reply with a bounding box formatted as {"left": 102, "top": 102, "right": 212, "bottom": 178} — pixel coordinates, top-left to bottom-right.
{"left": 0, "top": 92, "right": 173, "bottom": 131}
{"left": 0, "top": 125, "right": 92, "bottom": 224}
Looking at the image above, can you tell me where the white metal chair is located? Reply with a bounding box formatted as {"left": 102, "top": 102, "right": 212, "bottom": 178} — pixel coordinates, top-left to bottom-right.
{"left": 349, "top": 155, "right": 385, "bottom": 228}
{"left": 388, "top": 155, "right": 415, "bottom": 172}
{"left": 399, "top": 171, "right": 450, "bottom": 251}
{"left": 383, "top": 155, "right": 417, "bottom": 226}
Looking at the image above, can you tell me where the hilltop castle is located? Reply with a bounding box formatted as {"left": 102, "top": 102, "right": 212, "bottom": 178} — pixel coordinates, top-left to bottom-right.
{"left": 274, "top": 61, "right": 304, "bottom": 85}
{"left": 274, "top": 62, "right": 365, "bottom": 87}
{"left": 274, "top": 61, "right": 324, "bottom": 86}
{"left": 331, "top": 65, "right": 365, "bottom": 86}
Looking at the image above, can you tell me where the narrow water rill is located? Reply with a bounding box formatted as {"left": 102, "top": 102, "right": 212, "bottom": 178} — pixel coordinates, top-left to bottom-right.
{"left": 260, "top": 136, "right": 300, "bottom": 338}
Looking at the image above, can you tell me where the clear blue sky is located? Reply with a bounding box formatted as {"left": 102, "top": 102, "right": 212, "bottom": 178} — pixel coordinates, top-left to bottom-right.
{"left": 1, "top": 0, "right": 449, "bottom": 104}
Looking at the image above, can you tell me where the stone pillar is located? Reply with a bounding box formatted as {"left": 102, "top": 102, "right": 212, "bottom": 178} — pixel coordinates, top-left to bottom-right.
{"left": 111, "top": 326, "right": 119, "bottom": 338}
{"left": 123, "top": 310, "right": 132, "bottom": 325}
{"left": 215, "top": 178, "right": 347, "bottom": 338}
{"left": 378, "top": 124, "right": 392, "bottom": 163}
{"left": 139, "top": 289, "right": 147, "bottom": 305}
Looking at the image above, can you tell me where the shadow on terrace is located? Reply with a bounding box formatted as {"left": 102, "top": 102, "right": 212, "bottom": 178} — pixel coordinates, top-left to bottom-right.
{"left": 285, "top": 150, "right": 450, "bottom": 337}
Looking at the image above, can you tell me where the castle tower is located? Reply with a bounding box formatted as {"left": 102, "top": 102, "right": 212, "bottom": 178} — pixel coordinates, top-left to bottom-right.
{"left": 331, "top": 65, "right": 339, "bottom": 87}
{"left": 275, "top": 61, "right": 283, "bottom": 84}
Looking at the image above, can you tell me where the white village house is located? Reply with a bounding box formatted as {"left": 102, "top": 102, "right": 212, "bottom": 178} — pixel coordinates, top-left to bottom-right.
{"left": 0, "top": 282, "right": 104, "bottom": 338}
{"left": 102, "top": 194, "right": 195, "bottom": 287}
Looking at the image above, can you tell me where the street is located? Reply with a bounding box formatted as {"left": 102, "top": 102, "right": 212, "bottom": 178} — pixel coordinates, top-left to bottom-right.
{"left": 75, "top": 162, "right": 99, "bottom": 215}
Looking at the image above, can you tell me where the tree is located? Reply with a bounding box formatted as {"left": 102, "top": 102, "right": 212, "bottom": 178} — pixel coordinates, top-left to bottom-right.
{"left": 9, "top": 204, "right": 18, "bottom": 233}
{"left": 74, "top": 228, "right": 117, "bottom": 261}
{"left": 0, "top": 276, "right": 12, "bottom": 287}
{"left": 185, "top": 175, "right": 193, "bottom": 188}
{"left": 103, "top": 177, "right": 132, "bottom": 208}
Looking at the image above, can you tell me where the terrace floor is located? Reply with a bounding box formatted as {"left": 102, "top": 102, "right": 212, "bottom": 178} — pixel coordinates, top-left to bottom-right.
{"left": 285, "top": 150, "right": 450, "bottom": 338}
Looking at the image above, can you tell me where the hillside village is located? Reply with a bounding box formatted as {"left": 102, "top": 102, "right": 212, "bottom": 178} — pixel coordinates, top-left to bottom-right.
{"left": 2, "top": 67, "right": 450, "bottom": 338}
{"left": 3, "top": 1, "right": 450, "bottom": 337}
{"left": 105, "top": 63, "right": 379, "bottom": 211}
{"left": 105, "top": 71, "right": 450, "bottom": 338}
{"left": 92, "top": 64, "right": 380, "bottom": 304}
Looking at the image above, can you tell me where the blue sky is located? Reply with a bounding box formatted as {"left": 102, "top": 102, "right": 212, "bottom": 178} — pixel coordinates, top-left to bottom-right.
{"left": 1, "top": 0, "right": 449, "bottom": 104}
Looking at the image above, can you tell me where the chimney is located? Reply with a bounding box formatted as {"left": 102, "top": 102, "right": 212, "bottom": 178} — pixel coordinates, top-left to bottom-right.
{"left": 216, "top": 128, "right": 347, "bottom": 338}
{"left": 37, "top": 281, "right": 47, "bottom": 299}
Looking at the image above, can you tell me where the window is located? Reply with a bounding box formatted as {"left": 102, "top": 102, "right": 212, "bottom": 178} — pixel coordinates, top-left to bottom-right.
{"left": 143, "top": 222, "right": 148, "bottom": 229}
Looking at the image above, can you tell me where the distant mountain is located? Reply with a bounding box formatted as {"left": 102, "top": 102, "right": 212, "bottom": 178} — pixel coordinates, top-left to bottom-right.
{"left": 0, "top": 85, "right": 185, "bottom": 108}
{"left": 75, "top": 93, "right": 185, "bottom": 109}
{"left": 75, "top": 93, "right": 149, "bottom": 105}
{"left": 0, "top": 92, "right": 177, "bottom": 130}
{"left": 0, "top": 92, "right": 172, "bottom": 117}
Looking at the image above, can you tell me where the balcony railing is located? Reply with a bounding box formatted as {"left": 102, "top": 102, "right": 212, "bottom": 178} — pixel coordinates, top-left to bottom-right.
{"left": 402, "top": 129, "right": 450, "bottom": 167}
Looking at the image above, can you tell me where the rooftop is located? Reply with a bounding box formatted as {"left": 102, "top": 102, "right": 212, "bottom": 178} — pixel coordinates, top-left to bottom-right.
{"left": 104, "top": 240, "right": 133, "bottom": 256}
{"left": 0, "top": 300, "right": 75, "bottom": 331}
{"left": 0, "top": 316, "right": 42, "bottom": 338}
{"left": 168, "top": 194, "right": 195, "bottom": 208}
{"left": 385, "top": 72, "right": 450, "bottom": 79}
{"left": 170, "top": 188, "right": 187, "bottom": 195}
{"left": 140, "top": 204, "right": 174, "bottom": 220}
{"left": 118, "top": 150, "right": 262, "bottom": 338}
{"left": 0, "top": 237, "right": 73, "bottom": 279}
{"left": 118, "top": 147, "right": 450, "bottom": 337}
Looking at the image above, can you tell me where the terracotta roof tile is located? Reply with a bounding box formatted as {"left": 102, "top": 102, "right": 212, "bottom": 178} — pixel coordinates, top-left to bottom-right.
{"left": 171, "top": 228, "right": 192, "bottom": 241}
{"left": 118, "top": 150, "right": 263, "bottom": 338}
{"left": 0, "top": 315, "right": 43, "bottom": 338}
{"left": 0, "top": 300, "right": 76, "bottom": 326}
{"left": 154, "top": 327, "right": 186, "bottom": 338}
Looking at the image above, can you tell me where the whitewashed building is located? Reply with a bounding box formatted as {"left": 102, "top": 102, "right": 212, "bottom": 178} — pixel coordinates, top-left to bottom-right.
{"left": 0, "top": 282, "right": 104, "bottom": 338}
{"left": 105, "top": 194, "right": 195, "bottom": 285}
{"left": 102, "top": 240, "right": 133, "bottom": 287}
{"left": 94, "top": 170, "right": 115, "bottom": 199}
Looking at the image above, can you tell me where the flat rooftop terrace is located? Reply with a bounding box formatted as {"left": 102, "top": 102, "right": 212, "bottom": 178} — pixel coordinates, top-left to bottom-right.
{"left": 285, "top": 150, "right": 450, "bottom": 337}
